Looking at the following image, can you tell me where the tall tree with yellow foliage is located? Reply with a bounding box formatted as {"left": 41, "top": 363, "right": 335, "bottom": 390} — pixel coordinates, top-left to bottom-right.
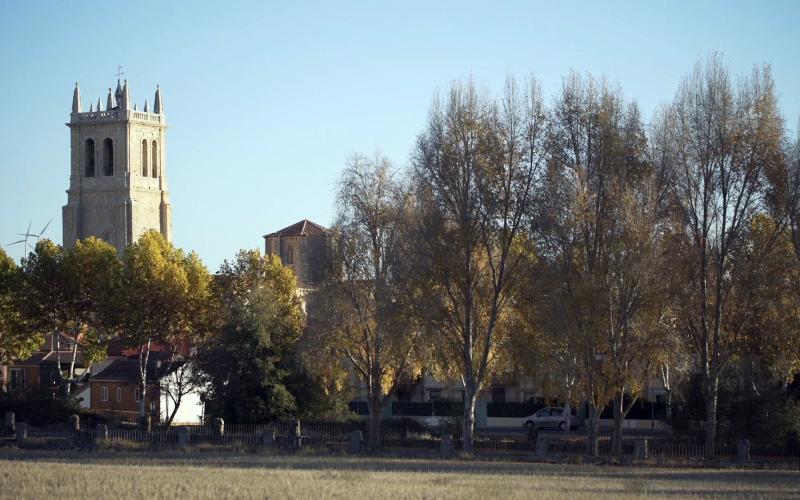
{"left": 313, "top": 153, "right": 420, "bottom": 449}
{"left": 411, "top": 76, "right": 547, "bottom": 452}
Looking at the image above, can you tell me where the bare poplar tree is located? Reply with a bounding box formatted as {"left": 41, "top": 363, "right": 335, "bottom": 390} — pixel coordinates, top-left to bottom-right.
{"left": 779, "top": 127, "right": 800, "bottom": 264}
{"left": 653, "top": 55, "right": 784, "bottom": 454}
{"left": 317, "top": 153, "right": 419, "bottom": 449}
{"left": 756, "top": 125, "right": 800, "bottom": 377}
{"left": 538, "top": 72, "right": 669, "bottom": 455}
{"left": 412, "top": 76, "right": 546, "bottom": 452}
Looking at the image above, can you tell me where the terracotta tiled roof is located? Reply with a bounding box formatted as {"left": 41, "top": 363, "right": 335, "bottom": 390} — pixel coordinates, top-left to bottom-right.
{"left": 91, "top": 352, "right": 172, "bottom": 382}
{"left": 91, "top": 357, "right": 139, "bottom": 382}
{"left": 263, "top": 219, "right": 331, "bottom": 238}
{"left": 15, "top": 349, "right": 88, "bottom": 368}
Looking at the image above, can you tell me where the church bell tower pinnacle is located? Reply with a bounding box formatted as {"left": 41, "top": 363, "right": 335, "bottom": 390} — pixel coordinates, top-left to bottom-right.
{"left": 62, "top": 80, "right": 172, "bottom": 254}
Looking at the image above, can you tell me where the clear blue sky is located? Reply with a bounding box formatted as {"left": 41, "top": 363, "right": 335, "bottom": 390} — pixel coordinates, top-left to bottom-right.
{"left": 1, "top": 1, "right": 798, "bottom": 270}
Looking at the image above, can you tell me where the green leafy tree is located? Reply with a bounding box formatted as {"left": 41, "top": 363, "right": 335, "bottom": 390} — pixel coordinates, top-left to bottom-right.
{"left": 199, "top": 250, "right": 305, "bottom": 423}
{"left": 19, "top": 240, "right": 71, "bottom": 394}
{"left": 113, "top": 231, "right": 214, "bottom": 420}
{"left": 61, "top": 237, "right": 120, "bottom": 380}
{"left": 17, "top": 238, "right": 119, "bottom": 394}
{"left": 0, "top": 248, "right": 40, "bottom": 381}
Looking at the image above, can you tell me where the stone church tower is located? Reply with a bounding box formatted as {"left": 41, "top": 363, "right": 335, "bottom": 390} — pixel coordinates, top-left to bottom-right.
{"left": 62, "top": 80, "right": 172, "bottom": 254}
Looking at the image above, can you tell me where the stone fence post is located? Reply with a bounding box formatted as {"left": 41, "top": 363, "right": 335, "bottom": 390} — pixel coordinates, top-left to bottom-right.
{"left": 94, "top": 423, "right": 108, "bottom": 444}
{"left": 213, "top": 418, "right": 225, "bottom": 437}
{"left": 69, "top": 414, "right": 80, "bottom": 433}
{"left": 349, "top": 430, "right": 363, "bottom": 453}
{"left": 15, "top": 422, "right": 27, "bottom": 444}
{"left": 178, "top": 426, "right": 189, "bottom": 448}
{"left": 737, "top": 439, "right": 750, "bottom": 465}
{"left": 526, "top": 425, "right": 539, "bottom": 444}
{"left": 535, "top": 434, "right": 548, "bottom": 458}
{"left": 290, "top": 418, "right": 302, "bottom": 450}
{"left": 4, "top": 412, "right": 15, "bottom": 432}
{"left": 440, "top": 434, "right": 454, "bottom": 458}
{"left": 634, "top": 439, "right": 648, "bottom": 460}
{"left": 262, "top": 429, "right": 276, "bottom": 447}
{"left": 138, "top": 415, "right": 151, "bottom": 432}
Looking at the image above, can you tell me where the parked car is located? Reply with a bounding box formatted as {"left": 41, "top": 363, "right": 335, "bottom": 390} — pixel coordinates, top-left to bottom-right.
{"left": 523, "top": 407, "right": 577, "bottom": 430}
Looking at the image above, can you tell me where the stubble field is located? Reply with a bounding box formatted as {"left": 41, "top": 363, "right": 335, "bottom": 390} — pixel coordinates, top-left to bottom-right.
{"left": 0, "top": 449, "right": 798, "bottom": 499}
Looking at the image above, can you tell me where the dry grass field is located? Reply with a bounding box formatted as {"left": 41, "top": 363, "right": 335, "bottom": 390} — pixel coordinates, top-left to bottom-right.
{"left": 0, "top": 449, "right": 798, "bottom": 499}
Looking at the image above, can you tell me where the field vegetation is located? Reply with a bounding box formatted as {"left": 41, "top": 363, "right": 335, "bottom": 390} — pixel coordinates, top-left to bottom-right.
{"left": 0, "top": 449, "right": 798, "bottom": 499}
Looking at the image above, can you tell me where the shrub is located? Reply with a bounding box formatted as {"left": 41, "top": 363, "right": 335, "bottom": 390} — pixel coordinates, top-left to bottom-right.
{"left": 381, "top": 418, "right": 430, "bottom": 438}
{"left": 0, "top": 392, "right": 82, "bottom": 427}
{"left": 440, "top": 416, "right": 464, "bottom": 439}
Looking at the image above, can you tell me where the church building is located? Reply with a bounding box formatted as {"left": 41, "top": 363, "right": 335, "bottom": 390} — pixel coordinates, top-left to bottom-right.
{"left": 263, "top": 219, "right": 332, "bottom": 291}
{"left": 62, "top": 80, "right": 172, "bottom": 254}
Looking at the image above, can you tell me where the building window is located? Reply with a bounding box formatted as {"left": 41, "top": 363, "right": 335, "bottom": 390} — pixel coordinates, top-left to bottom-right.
{"left": 102, "top": 138, "right": 113, "bottom": 176}
{"left": 135, "top": 388, "right": 141, "bottom": 403}
{"left": 141, "top": 140, "right": 148, "bottom": 177}
{"left": 85, "top": 139, "right": 95, "bottom": 177}
{"left": 9, "top": 368, "right": 24, "bottom": 392}
{"left": 491, "top": 387, "right": 506, "bottom": 403}
{"left": 429, "top": 389, "right": 441, "bottom": 401}
{"left": 151, "top": 140, "right": 158, "bottom": 177}
{"left": 116, "top": 387, "right": 122, "bottom": 403}
{"left": 100, "top": 386, "right": 109, "bottom": 402}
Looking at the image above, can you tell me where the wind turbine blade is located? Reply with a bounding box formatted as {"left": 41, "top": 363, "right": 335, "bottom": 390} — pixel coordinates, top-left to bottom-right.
{"left": 26, "top": 220, "right": 31, "bottom": 235}
{"left": 39, "top": 219, "right": 52, "bottom": 236}
{"left": 8, "top": 240, "right": 25, "bottom": 246}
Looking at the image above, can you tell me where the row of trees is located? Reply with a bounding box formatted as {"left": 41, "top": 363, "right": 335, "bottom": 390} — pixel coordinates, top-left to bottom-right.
{"left": 314, "top": 55, "right": 800, "bottom": 454}
{"left": 1, "top": 54, "right": 797, "bottom": 457}
{"left": 0, "top": 232, "right": 328, "bottom": 425}
{"left": 0, "top": 234, "right": 211, "bottom": 419}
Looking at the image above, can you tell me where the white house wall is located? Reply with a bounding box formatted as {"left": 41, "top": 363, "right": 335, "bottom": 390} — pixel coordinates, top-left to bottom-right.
{"left": 160, "top": 387, "right": 205, "bottom": 425}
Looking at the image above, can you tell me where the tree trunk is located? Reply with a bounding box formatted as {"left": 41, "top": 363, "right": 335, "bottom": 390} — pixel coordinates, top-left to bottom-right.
{"left": 165, "top": 393, "right": 182, "bottom": 427}
{"left": 52, "top": 331, "right": 66, "bottom": 397}
{"left": 703, "top": 373, "right": 719, "bottom": 458}
{"left": 462, "top": 389, "right": 477, "bottom": 453}
{"left": 586, "top": 404, "right": 600, "bottom": 456}
{"left": 138, "top": 339, "right": 152, "bottom": 418}
{"left": 367, "top": 394, "right": 382, "bottom": 450}
{"left": 64, "top": 342, "right": 79, "bottom": 396}
{"left": 661, "top": 365, "right": 672, "bottom": 421}
{"left": 611, "top": 393, "right": 624, "bottom": 456}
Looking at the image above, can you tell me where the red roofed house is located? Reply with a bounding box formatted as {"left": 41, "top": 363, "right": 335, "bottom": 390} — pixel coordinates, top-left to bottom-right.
{"left": 87, "top": 350, "right": 206, "bottom": 425}
{"left": 5, "top": 332, "right": 90, "bottom": 396}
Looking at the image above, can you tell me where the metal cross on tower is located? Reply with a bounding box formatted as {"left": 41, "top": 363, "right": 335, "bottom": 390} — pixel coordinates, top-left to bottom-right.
{"left": 115, "top": 66, "right": 124, "bottom": 79}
